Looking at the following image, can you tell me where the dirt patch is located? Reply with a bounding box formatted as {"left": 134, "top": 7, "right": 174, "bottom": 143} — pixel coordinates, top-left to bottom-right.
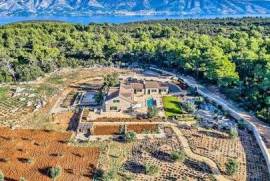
{"left": 0, "top": 128, "right": 99, "bottom": 181}
{"left": 92, "top": 125, "right": 120, "bottom": 135}
{"left": 127, "top": 124, "right": 159, "bottom": 134}
{"left": 92, "top": 124, "right": 160, "bottom": 135}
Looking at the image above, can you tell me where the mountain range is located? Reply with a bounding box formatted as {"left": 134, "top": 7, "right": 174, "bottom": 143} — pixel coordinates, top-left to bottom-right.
{"left": 1, "top": 0, "right": 270, "bottom": 16}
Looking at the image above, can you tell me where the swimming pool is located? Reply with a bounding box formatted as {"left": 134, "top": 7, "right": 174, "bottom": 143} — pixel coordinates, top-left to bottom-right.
{"left": 147, "top": 98, "right": 156, "bottom": 108}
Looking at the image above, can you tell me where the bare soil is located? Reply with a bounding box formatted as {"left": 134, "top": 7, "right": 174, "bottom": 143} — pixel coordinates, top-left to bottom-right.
{"left": 0, "top": 128, "right": 99, "bottom": 181}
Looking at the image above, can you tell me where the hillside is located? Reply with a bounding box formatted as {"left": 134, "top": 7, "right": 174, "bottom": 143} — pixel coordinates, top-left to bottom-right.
{"left": 1, "top": 0, "right": 270, "bottom": 16}
{"left": 0, "top": 18, "right": 269, "bottom": 122}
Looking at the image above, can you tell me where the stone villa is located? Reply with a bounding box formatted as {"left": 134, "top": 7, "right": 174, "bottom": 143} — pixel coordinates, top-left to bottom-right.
{"left": 104, "top": 78, "right": 169, "bottom": 112}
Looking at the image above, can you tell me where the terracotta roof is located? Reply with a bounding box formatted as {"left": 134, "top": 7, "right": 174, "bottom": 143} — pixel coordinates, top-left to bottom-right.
{"left": 105, "top": 85, "right": 134, "bottom": 103}
{"left": 119, "top": 84, "right": 134, "bottom": 103}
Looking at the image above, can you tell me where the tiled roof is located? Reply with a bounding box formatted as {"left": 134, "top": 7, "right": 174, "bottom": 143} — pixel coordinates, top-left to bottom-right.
{"left": 144, "top": 81, "right": 160, "bottom": 88}
{"left": 131, "top": 82, "right": 144, "bottom": 90}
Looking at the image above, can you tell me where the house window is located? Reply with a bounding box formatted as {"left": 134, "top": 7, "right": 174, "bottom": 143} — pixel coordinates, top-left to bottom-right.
{"left": 110, "top": 106, "right": 118, "bottom": 111}
{"left": 113, "top": 99, "right": 120, "bottom": 103}
{"left": 151, "top": 89, "right": 157, "bottom": 93}
{"left": 160, "top": 89, "right": 167, "bottom": 92}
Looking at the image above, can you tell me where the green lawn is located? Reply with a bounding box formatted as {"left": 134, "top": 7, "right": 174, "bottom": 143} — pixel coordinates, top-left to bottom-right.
{"left": 162, "top": 96, "right": 182, "bottom": 117}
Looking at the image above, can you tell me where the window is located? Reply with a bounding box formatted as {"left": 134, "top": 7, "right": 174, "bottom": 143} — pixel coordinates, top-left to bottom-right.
{"left": 113, "top": 99, "right": 120, "bottom": 103}
{"left": 151, "top": 89, "right": 157, "bottom": 93}
{"left": 110, "top": 106, "right": 118, "bottom": 110}
{"left": 160, "top": 89, "right": 167, "bottom": 92}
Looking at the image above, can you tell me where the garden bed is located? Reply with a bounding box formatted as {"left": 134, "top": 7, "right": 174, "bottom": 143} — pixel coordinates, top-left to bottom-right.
{"left": 127, "top": 124, "right": 159, "bottom": 134}
{"left": 92, "top": 124, "right": 160, "bottom": 135}
{"left": 92, "top": 125, "right": 120, "bottom": 135}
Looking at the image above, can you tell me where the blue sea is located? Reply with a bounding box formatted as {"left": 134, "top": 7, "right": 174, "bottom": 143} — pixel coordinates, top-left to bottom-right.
{"left": 0, "top": 14, "right": 270, "bottom": 25}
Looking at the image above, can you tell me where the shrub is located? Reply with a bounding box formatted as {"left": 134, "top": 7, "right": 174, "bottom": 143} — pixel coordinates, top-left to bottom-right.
{"left": 47, "top": 166, "right": 62, "bottom": 180}
{"left": 147, "top": 107, "right": 158, "bottom": 118}
{"left": 19, "top": 177, "right": 27, "bottom": 181}
{"left": 229, "top": 127, "right": 238, "bottom": 139}
{"left": 238, "top": 119, "right": 247, "bottom": 130}
{"left": 144, "top": 164, "right": 160, "bottom": 176}
{"left": 225, "top": 159, "right": 238, "bottom": 175}
{"left": 0, "top": 170, "right": 4, "bottom": 181}
{"left": 124, "top": 131, "right": 136, "bottom": 142}
{"left": 170, "top": 150, "right": 186, "bottom": 162}
{"left": 26, "top": 158, "right": 34, "bottom": 164}
{"left": 105, "top": 170, "right": 116, "bottom": 180}
{"left": 93, "top": 168, "right": 105, "bottom": 181}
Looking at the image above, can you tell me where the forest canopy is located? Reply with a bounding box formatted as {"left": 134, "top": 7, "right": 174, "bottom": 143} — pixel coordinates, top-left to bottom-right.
{"left": 0, "top": 18, "right": 269, "bottom": 122}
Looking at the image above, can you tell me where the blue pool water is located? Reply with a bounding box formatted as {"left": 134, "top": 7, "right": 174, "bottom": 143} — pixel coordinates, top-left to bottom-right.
{"left": 147, "top": 98, "right": 156, "bottom": 108}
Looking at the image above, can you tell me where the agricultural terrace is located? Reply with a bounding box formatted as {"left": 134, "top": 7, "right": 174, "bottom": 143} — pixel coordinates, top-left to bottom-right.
{"left": 162, "top": 96, "right": 182, "bottom": 117}
{"left": 0, "top": 67, "right": 127, "bottom": 130}
{"left": 0, "top": 128, "right": 99, "bottom": 181}
{"left": 180, "top": 125, "right": 270, "bottom": 181}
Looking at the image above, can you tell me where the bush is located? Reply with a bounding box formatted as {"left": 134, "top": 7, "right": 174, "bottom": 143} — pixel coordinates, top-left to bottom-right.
{"left": 124, "top": 131, "right": 136, "bottom": 142}
{"left": 47, "top": 166, "right": 62, "bottom": 180}
{"left": 93, "top": 168, "right": 105, "bottom": 181}
{"left": 147, "top": 107, "right": 158, "bottom": 118}
{"left": 19, "top": 177, "right": 27, "bottom": 181}
{"left": 225, "top": 159, "right": 238, "bottom": 175}
{"left": 228, "top": 127, "right": 238, "bottom": 139}
{"left": 144, "top": 164, "right": 160, "bottom": 176}
{"left": 170, "top": 150, "right": 186, "bottom": 162}
{"left": 0, "top": 170, "right": 4, "bottom": 181}
{"left": 103, "top": 170, "right": 117, "bottom": 181}
{"left": 238, "top": 119, "right": 247, "bottom": 130}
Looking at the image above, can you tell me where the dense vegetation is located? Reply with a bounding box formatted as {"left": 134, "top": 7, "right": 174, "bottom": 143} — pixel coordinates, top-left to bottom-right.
{"left": 0, "top": 18, "right": 269, "bottom": 122}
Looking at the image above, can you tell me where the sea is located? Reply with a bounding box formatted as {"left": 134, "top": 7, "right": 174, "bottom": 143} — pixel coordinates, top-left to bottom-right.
{"left": 1, "top": 14, "right": 270, "bottom": 25}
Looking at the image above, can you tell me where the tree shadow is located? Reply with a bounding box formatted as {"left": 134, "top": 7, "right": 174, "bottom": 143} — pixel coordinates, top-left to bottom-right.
{"left": 38, "top": 167, "right": 50, "bottom": 177}
{"left": 67, "top": 112, "right": 80, "bottom": 131}
{"left": 4, "top": 177, "right": 17, "bottom": 181}
{"left": 184, "top": 159, "right": 212, "bottom": 174}
{"left": 123, "top": 161, "right": 145, "bottom": 174}
{"left": 151, "top": 150, "right": 172, "bottom": 162}
{"left": 164, "top": 108, "right": 182, "bottom": 115}
{"left": 0, "top": 136, "right": 11, "bottom": 140}
{"left": 17, "top": 157, "right": 30, "bottom": 163}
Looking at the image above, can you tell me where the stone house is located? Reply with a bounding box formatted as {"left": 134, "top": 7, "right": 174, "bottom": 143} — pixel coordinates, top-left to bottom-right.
{"left": 104, "top": 78, "right": 169, "bottom": 112}
{"left": 104, "top": 86, "right": 134, "bottom": 112}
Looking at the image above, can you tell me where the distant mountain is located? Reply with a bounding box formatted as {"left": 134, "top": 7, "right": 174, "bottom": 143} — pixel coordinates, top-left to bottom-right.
{"left": 1, "top": 0, "right": 270, "bottom": 16}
